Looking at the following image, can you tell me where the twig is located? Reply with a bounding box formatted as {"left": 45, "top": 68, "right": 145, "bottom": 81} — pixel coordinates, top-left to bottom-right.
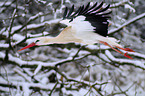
{"left": 54, "top": 68, "right": 104, "bottom": 96}
{"left": 72, "top": 45, "right": 87, "bottom": 61}
{"left": 49, "top": 82, "right": 59, "bottom": 96}
{"left": 110, "top": 1, "right": 128, "bottom": 8}
{"left": 105, "top": 50, "right": 145, "bottom": 70}
{"left": 109, "top": 13, "right": 145, "bottom": 35}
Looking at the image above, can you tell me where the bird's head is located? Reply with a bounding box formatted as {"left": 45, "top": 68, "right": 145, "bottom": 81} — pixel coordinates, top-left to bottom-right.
{"left": 18, "top": 37, "right": 52, "bottom": 51}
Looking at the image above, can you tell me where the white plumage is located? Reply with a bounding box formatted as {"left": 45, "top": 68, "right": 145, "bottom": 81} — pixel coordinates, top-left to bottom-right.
{"left": 18, "top": 2, "right": 134, "bottom": 59}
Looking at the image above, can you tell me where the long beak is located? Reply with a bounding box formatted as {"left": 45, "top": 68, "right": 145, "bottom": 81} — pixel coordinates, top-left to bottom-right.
{"left": 18, "top": 42, "right": 36, "bottom": 51}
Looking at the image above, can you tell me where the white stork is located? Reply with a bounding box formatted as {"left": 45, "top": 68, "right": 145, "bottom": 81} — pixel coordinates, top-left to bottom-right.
{"left": 18, "top": 2, "right": 134, "bottom": 59}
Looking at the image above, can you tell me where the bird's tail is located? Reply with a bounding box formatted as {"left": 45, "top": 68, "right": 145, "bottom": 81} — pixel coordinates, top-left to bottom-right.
{"left": 100, "top": 37, "right": 134, "bottom": 59}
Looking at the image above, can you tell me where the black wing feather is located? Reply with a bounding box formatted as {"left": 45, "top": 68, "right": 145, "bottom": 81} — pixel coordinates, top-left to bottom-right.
{"left": 63, "top": 7, "right": 68, "bottom": 19}
{"left": 62, "top": 2, "right": 111, "bottom": 37}
{"left": 69, "top": 6, "right": 82, "bottom": 19}
{"left": 87, "top": 2, "right": 103, "bottom": 14}
{"left": 95, "top": 4, "right": 110, "bottom": 13}
{"left": 78, "top": 5, "right": 84, "bottom": 15}
{"left": 85, "top": 2, "right": 98, "bottom": 13}
{"left": 82, "top": 2, "right": 90, "bottom": 14}
{"left": 67, "top": 5, "right": 74, "bottom": 18}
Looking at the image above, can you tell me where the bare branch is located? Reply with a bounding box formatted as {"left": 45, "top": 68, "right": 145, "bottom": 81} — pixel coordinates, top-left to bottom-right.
{"left": 109, "top": 13, "right": 145, "bottom": 35}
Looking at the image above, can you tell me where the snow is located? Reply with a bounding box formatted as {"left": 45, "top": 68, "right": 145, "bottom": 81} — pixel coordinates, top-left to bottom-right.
{"left": 1, "top": 0, "right": 145, "bottom": 96}
{"left": 0, "top": 1, "right": 25, "bottom": 10}
{"left": 14, "top": 68, "right": 32, "bottom": 82}
{"left": 129, "top": 52, "right": 145, "bottom": 59}
{"left": 111, "top": 0, "right": 128, "bottom": 7}
{"left": 86, "top": 44, "right": 110, "bottom": 50}
{"left": 23, "top": 68, "right": 34, "bottom": 76}
{"left": 26, "top": 18, "right": 61, "bottom": 30}
{"left": 1, "top": 25, "right": 22, "bottom": 37}
{"left": 0, "top": 43, "right": 9, "bottom": 48}
{"left": 99, "top": 53, "right": 111, "bottom": 62}
{"left": 0, "top": 76, "right": 56, "bottom": 92}
{"left": 22, "top": 83, "right": 30, "bottom": 96}
{"left": 109, "top": 13, "right": 145, "bottom": 34}
{"left": 35, "top": 0, "right": 47, "bottom": 4}
{"left": 0, "top": 51, "right": 89, "bottom": 67}
{"left": 12, "top": 34, "right": 25, "bottom": 42}
{"left": 28, "top": 12, "right": 43, "bottom": 21}
{"left": 34, "top": 64, "right": 42, "bottom": 75}
{"left": 27, "top": 32, "right": 49, "bottom": 37}
{"left": 105, "top": 50, "right": 145, "bottom": 69}
{"left": 65, "top": 0, "right": 71, "bottom": 3}
{"left": 125, "top": 4, "right": 136, "bottom": 13}
{"left": 1, "top": 19, "right": 61, "bottom": 43}
{"left": 0, "top": 86, "right": 11, "bottom": 92}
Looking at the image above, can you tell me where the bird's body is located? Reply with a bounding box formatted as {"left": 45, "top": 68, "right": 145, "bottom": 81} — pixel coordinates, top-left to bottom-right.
{"left": 38, "top": 16, "right": 121, "bottom": 46}
{"left": 18, "top": 2, "right": 134, "bottom": 59}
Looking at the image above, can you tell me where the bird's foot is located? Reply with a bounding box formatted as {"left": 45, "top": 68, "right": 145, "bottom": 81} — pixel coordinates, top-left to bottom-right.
{"left": 100, "top": 41, "right": 133, "bottom": 59}
{"left": 124, "top": 52, "right": 133, "bottom": 59}
{"left": 123, "top": 48, "right": 135, "bottom": 52}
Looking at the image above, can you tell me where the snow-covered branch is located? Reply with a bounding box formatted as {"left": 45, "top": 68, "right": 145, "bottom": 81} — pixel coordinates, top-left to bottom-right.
{"left": 1, "top": 0, "right": 145, "bottom": 96}
{"left": 104, "top": 50, "right": 145, "bottom": 70}
{"left": 109, "top": 12, "right": 145, "bottom": 35}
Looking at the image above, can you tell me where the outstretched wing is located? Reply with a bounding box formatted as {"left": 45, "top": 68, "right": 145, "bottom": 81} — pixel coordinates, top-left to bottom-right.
{"left": 62, "top": 2, "right": 111, "bottom": 37}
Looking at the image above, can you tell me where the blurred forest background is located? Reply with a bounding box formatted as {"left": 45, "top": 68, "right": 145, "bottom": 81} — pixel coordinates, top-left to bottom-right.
{"left": 0, "top": 0, "right": 145, "bottom": 96}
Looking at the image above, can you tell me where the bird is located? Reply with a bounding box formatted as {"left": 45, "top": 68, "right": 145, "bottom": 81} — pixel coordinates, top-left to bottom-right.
{"left": 18, "top": 2, "right": 134, "bottom": 59}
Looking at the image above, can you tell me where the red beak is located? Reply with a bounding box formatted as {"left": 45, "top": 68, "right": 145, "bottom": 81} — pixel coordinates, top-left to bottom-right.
{"left": 18, "top": 42, "right": 36, "bottom": 51}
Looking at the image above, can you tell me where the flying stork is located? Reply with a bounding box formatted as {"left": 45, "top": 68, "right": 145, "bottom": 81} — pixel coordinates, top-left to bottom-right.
{"left": 18, "top": 2, "right": 134, "bottom": 59}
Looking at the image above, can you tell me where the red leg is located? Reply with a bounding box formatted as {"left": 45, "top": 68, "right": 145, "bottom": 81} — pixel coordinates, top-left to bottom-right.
{"left": 124, "top": 52, "right": 133, "bottom": 59}
{"left": 115, "top": 46, "right": 135, "bottom": 52}
{"left": 100, "top": 41, "right": 122, "bottom": 54}
{"left": 100, "top": 41, "right": 133, "bottom": 59}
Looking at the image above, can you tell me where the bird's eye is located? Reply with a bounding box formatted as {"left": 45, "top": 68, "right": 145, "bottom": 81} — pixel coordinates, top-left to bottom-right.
{"left": 35, "top": 40, "right": 40, "bottom": 43}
